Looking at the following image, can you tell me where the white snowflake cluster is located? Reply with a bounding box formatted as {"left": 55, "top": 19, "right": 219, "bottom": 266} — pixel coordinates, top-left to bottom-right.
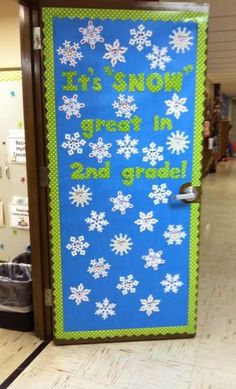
{"left": 66, "top": 235, "right": 89, "bottom": 256}
{"left": 61, "top": 132, "right": 86, "bottom": 156}
{"left": 87, "top": 258, "right": 111, "bottom": 279}
{"left": 142, "top": 249, "right": 165, "bottom": 271}
{"left": 110, "top": 233, "right": 133, "bottom": 256}
{"left": 146, "top": 46, "right": 172, "bottom": 70}
{"left": 110, "top": 191, "right": 133, "bottom": 215}
{"left": 129, "top": 24, "right": 152, "bottom": 51}
{"left": 135, "top": 211, "right": 158, "bottom": 232}
{"left": 57, "top": 40, "right": 83, "bottom": 67}
{"left": 165, "top": 93, "right": 188, "bottom": 120}
{"left": 142, "top": 142, "right": 164, "bottom": 166}
{"left": 139, "top": 294, "right": 161, "bottom": 316}
{"left": 95, "top": 298, "right": 116, "bottom": 320}
{"left": 166, "top": 131, "right": 190, "bottom": 155}
{"left": 89, "top": 137, "right": 112, "bottom": 163}
{"left": 117, "top": 274, "right": 139, "bottom": 295}
{"left": 103, "top": 39, "right": 127, "bottom": 67}
{"left": 113, "top": 94, "right": 137, "bottom": 119}
{"left": 169, "top": 27, "right": 193, "bottom": 53}
{"left": 149, "top": 183, "right": 172, "bottom": 205}
{"left": 161, "top": 274, "right": 183, "bottom": 293}
{"left": 116, "top": 134, "right": 139, "bottom": 160}
{"left": 79, "top": 20, "right": 104, "bottom": 49}
{"left": 163, "top": 225, "right": 187, "bottom": 245}
{"left": 85, "top": 211, "right": 109, "bottom": 232}
{"left": 69, "top": 185, "right": 92, "bottom": 207}
{"left": 68, "top": 283, "right": 90, "bottom": 305}
{"left": 58, "top": 95, "right": 85, "bottom": 120}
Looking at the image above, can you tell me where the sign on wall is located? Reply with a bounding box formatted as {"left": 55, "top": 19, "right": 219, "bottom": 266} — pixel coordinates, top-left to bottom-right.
{"left": 43, "top": 6, "right": 208, "bottom": 343}
{"left": 7, "top": 129, "right": 26, "bottom": 164}
{"left": 9, "top": 197, "right": 29, "bottom": 230}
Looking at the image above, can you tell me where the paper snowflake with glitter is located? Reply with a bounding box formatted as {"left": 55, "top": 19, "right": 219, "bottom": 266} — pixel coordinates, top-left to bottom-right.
{"left": 169, "top": 27, "right": 193, "bottom": 53}
{"left": 166, "top": 131, "right": 190, "bottom": 155}
{"left": 142, "top": 249, "right": 165, "bottom": 271}
{"left": 103, "top": 39, "right": 127, "bottom": 67}
{"left": 61, "top": 132, "right": 86, "bottom": 156}
{"left": 68, "top": 283, "right": 91, "bottom": 305}
{"left": 116, "top": 134, "right": 139, "bottom": 160}
{"left": 57, "top": 40, "right": 83, "bottom": 66}
{"left": 117, "top": 274, "right": 139, "bottom": 295}
{"left": 89, "top": 137, "right": 112, "bottom": 163}
{"left": 161, "top": 274, "right": 183, "bottom": 293}
{"left": 85, "top": 211, "right": 109, "bottom": 232}
{"left": 142, "top": 142, "right": 164, "bottom": 166}
{"left": 113, "top": 94, "right": 137, "bottom": 119}
{"left": 59, "top": 95, "right": 85, "bottom": 119}
{"left": 139, "top": 294, "right": 161, "bottom": 316}
{"left": 79, "top": 20, "right": 104, "bottom": 49}
{"left": 110, "top": 233, "right": 133, "bottom": 256}
{"left": 87, "top": 258, "right": 111, "bottom": 279}
{"left": 95, "top": 298, "right": 116, "bottom": 320}
{"left": 146, "top": 46, "right": 172, "bottom": 70}
{"left": 148, "top": 184, "right": 172, "bottom": 205}
{"left": 163, "top": 225, "right": 187, "bottom": 245}
{"left": 135, "top": 211, "right": 158, "bottom": 232}
{"left": 110, "top": 191, "right": 133, "bottom": 215}
{"left": 66, "top": 236, "right": 89, "bottom": 256}
{"left": 69, "top": 185, "right": 92, "bottom": 207}
{"left": 129, "top": 24, "right": 152, "bottom": 51}
{"left": 165, "top": 93, "right": 188, "bottom": 119}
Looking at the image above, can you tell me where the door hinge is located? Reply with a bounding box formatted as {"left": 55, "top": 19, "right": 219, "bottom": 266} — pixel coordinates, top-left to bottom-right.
{"left": 44, "top": 288, "right": 52, "bottom": 307}
{"left": 39, "top": 166, "right": 49, "bottom": 187}
{"left": 33, "top": 27, "right": 42, "bottom": 50}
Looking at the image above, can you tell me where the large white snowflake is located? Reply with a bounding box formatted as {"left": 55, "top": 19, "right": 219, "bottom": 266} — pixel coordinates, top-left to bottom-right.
{"left": 113, "top": 94, "right": 137, "bottom": 119}
{"left": 135, "top": 211, "right": 158, "bottom": 232}
{"left": 66, "top": 236, "right": 89, "bottom": 256}
{"left": 95, "top": 298, "right": 116, "bottom": 320}
{"left": 59, "top": 95, "right": 85, "bottom": 120}
{"left": 161, "top": 274, "right": 183, "bottom": 293}
{"left": 165, "top": 93, "right": 188, "bottom": 119}
{"left": 139, "top": 294, "right": 161, "bottom": 316}
{"left": 89, "top": 137, "right": 112, "bottom": 163}
{"left": 57, "top": 40, "right": 83, "bottom": 67}
{"left": 146, "top": 46, "right": 172, "bottom": 70}
{"left": 142, "top": 142, "right": 164, "bottom": 166}
{"left": 110, "top": 191, "right": 133, "bottom": 215}
{"left": 87, "top": 258, "right": 111, "bottom": 279}
{"left": 166, "top": 131, "right": 190, "bottom": 155}
{"left": 129, "top": 24, "right": 152, "bottom": 51}
{"left": 142, "top": 249, "right": 165, "bottom": 271}
{"left": 110, "top": 233, "right": 133, "bottom": 256}
{"left": 85, "top": 211, "right": 109, "bottom": 232}
{"left": 116, "top": 274, "right": 139, "bottom": 295}
{"left": 61, "top": 132, "right": 86, "bottom": 156}
{"left": 69, "top": 185, "right": 92, "bottom": 207}
{"left": 68, "top": 283, "right": 90, "bottom": 305}
{"left": 79, "top": 20, "right": 104, "bottom": 49}
{"left": 163, "top": 225, "right": 187, "bottom": 245}
{"left": 169, "top": 27, "right": 193, "bottom": 53}
{"left": 103, "top": 39, "right": 127, "bottom": 67}
{"left": 116, "top": 134, "right": 139, "bottom": 160}
{"left": 149, "top": 184, "right": 172, "bottom": 205}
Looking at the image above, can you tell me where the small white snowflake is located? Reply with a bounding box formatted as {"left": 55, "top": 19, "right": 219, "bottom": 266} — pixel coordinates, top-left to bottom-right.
{"left": 69, "top": 185, "right": 92, "bottom": 207}
{"left": 66, "top": 236, "right": 89, "bottom": 256}
{"left": 117, "top": 274, "right": 139, "bottom": 295}
{"left": 85, "top": 211, "right": 109, "bottom": 232}
{"left": 110, "top": 233, "right": 133, "bottom": 256}
{"left": 103, "top": 39, "right": 127, "bottom": 67}
{"left": 129, "top": 24, "right": 152, "bottom": 51}
{"left": 142, "top": 142, "right": 164, "bottom": 166}
{"left": 110, "top": 191, "right": 133, "bottom": 215}
{"left": 146, "top": 46, "right": 172, "bottom": 70}
{"left": 79, "top": 20, "right": 104, "bottom": 49}
{"left": 149, "top": 184, "right": 172, "bottom": 205}
{"left": 161, "top": 274, "right": 183, "bottom": 293}
{"left": 139, "top": 294, "right": 161, "bottom": 316}
{"left": 59, "top": 95, "right": 85, "bottom": 120}
{"left": 68, "top": 283, "right": 90, "bottom": 305}
{"left": 135, "top": 211, "right": 158, "bottom": 233}
{"left": 61, "top": 132, "right": 86, "bottom": 156}
{"left": 169, "top": 27, "right": 193, "bottom": 53}
{"left": 113, "top": 94, "right": 137, "bottom": 119}
{"left": 142, "top": 249, "right": 165, "bottom": 271}
{"left": 89, "top": 137, "right": 112, "bottom": 163}
{"left": 57, "top": 40, "right": 83, "bottom": 67}
{"left": 87, "top": 258, "right": 111, "bottom": 279}
{"left": 95, "top": 298, "right": 116, "bottom": 320}
{"left": 163, "top": 225, "right": 187, "bottom": 245}
{"left": 166, "top": 131, "right": 190, "bottom": 155}
{"left": 116, "top": 134, "right": 139, "bottom": 160}
{"left": 165, "top": 93, "right": 188, "bottom": 119}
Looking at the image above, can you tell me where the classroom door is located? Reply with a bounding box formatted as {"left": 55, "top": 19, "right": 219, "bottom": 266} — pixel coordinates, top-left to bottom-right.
{"left": 42, "top": 3, "right": 208, "bottom": 344}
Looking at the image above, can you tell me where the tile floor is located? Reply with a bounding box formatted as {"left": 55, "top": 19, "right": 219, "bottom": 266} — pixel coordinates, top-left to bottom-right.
{"left": 2, "top": 159, "right": 236, "bottom": 389}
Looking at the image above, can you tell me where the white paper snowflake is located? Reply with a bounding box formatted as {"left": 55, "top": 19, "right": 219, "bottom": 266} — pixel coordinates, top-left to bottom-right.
{"left": 89, "top": 137, "right": 112, "bottom": 163}
{"left": 146, "top": 46, "right": 172, "bottom": 70}
{"left": 68, "top": 283, "right": 90, "bottom": 305}
{"left": 169, "top": 27, "right": 193, "bottom": 53}
{"left": 139, "top": 294, "right": 161, "bottom": 316}
{"left": 61, "top": 132, "right": 86, "bottom": 156}
{"left": 142, "top": 142, "right": 164, "bottom": 166}
{"left": 161, "top": 274, "right": 183, "bottom": 293}
{"left": 135, "top": 211, "right": 158, "bottom": 232}
{"left": 59, "top": 95, "right": 85, "bottom": 119}
{"left": 95, "top": 298, "right": 116, "bottom": 320}
{"left": 66, "top": 236, "right": 89, "bottom": 256}
{"left": 87, "top": 258, "right": 111, "bottom": 279}
{"left": 110, "top": 233, "right": 133, "bottom": 256}
{"left": 129, "top": 24, "right": 152, "bottom": 51}
{"left": 69, "top": 185, "right": 92, "bottom": 207}
{"left": 85, "top": 211, "right": 109, "bottom": 232}
{"left": 79, "top": 20, "right": 104, "bottom": 49}
{"left": 113, "top": 94, "right": 137, "bottom": 119}
{"left": 149, "top": 184, "right": 172, "bottom": 205}
{"left": 163, "top": 225, "right": 187, "bottom": 245}
{"left": 57, "top": 40, "right": 83, "bottom": 67}
{"left": 103, "top": 39, "right": 127, "bottom": 67}
{"left": 116, "top": 134, "right": 139, "bottom": 160}
{"left": 166, "top": 131, "right": 190, "bottom": 155}
{"left": 165, "top": 93, "right": 188, "bottom": 119}
{"left": 142, "top": 249, "right": 165, "bottom": 271}
{"left": 117, "top": 274, "right": 139, "bottom": 295}
{"left": 110, "top": 191, "right": 133, "bottom": 215}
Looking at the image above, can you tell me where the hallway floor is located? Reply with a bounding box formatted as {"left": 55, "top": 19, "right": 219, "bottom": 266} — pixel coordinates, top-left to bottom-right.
{"left": 2, "top": 160, "right": 236, "bottom": 389}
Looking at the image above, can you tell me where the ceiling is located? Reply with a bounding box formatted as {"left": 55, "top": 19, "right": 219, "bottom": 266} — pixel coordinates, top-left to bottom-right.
{"left": 164, "top": 0, "right": 236, "bottom": 97}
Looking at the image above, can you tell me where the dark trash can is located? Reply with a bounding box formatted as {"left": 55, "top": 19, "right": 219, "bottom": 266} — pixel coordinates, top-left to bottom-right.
{"left": 0, "top": 263, "right": 33, "bottom": 331}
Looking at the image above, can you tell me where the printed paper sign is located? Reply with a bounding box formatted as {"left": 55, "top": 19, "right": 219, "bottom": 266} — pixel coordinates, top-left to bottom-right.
{"left": 8, "top": 129, "right": 26, "bottom": 164}
{"left": 9, "top": 203, "right": 29, "bottom": 230}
